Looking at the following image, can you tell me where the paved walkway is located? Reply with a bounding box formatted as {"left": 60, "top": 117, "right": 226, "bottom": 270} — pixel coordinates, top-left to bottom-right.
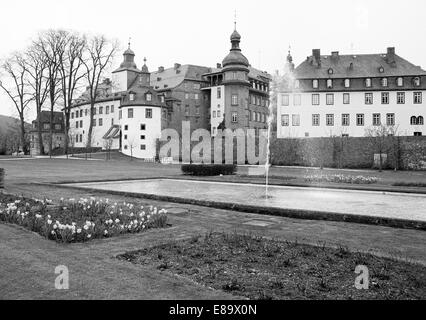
{"left": 1, "top": 184, "right": 426, "bottom": 299}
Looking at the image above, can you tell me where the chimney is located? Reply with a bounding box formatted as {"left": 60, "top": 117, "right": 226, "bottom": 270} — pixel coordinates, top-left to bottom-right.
{"left": 174, "top": 63, "right": 181, "bottom": 70}
{"left": 386, "top": 47, "right": 396, "bottom": 64}
{"left": 217, "top": 63, "right": 222, "bottom": 68}
{"left": 312, "top": 49, "right": 321, "bottom": 67}
{"left": 158, "top": 66, "right": 164, "bottom": 72}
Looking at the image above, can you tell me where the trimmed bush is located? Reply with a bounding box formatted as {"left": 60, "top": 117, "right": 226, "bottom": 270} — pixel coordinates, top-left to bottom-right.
{"left": 0, "top": 168, "right": 4, "bottom": 189}
{"left": 181, "top": 164, "right": 236, "bottom": 176}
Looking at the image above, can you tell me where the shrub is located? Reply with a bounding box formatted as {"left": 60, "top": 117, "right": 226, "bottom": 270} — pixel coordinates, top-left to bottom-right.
{"left": 181, "top": 164, "right": 236, "bottom": 176}
{"left": 0, "top": 168, "right": 4, "bottom": 189}
{"left": 303, "top": 174, "right": 378, "bottom": 184}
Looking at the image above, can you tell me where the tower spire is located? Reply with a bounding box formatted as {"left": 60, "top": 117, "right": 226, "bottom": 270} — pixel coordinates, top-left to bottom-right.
{"left": 234, "top": 10, "right": 237, "bottom": 30}
{"left": 128, "top": 37, "right": 131, "bottom": 49}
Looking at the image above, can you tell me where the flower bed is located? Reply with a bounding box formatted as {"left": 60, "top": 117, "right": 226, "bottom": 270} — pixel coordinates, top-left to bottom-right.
{"left": 304, "top": 174, "right": 378, "bottom": 185}
{"left": 0, "top": 193, "right": 168, "bottom": 243}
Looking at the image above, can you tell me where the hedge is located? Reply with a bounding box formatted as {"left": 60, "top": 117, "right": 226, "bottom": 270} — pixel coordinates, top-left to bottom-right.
{"left": 0, "top": 168, "right": 4, "bottom": 189}
{"left": 181, "top": 164, "right": 237, "bottom": 176}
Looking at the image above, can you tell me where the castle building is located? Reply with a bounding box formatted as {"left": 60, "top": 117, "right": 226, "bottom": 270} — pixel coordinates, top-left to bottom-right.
{"left": 277, "top": 47, "right": 426, "bottom": 138}
{"left": 68, "top": 27, "right": 271, "bottom": 159}
{"left": 29, "top": 111, "right": 65, "bottom": 155}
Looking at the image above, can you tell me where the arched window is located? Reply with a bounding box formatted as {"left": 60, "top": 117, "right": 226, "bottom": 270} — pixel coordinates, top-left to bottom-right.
{"left": 344, "top": 79, "right": 350, "bottom": 88}
{"left": 381, "top": 78, "right": 388, "bottom": 87}
{"left": 413, "top": 77, "right": 421, "bottom": 87}
{"left": 418, "top": 116, "right": 424, "bottom": 125}
{"left": 397, "top": 77, "right": 404, "bottom": 87}
{"left": 410, "top": 116, "right": 417, "bottom": 125}
{"left": 327, "top": 79, "right": 333, "bottom": 88}
{"left": 365, "top": 78, "right": 372, "bottom": 87}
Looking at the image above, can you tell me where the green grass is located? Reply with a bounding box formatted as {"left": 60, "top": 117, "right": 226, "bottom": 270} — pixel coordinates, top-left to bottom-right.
{"left": 119, "top": 232, "right": 426, "bottom": 300}
{"left": 393, "top": 182, "right": 426, "bottom": 188}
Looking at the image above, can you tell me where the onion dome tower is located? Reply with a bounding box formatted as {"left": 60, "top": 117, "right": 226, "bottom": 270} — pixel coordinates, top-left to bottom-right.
{"left": 112, "top": 40, "right": 141, "bottom": 92}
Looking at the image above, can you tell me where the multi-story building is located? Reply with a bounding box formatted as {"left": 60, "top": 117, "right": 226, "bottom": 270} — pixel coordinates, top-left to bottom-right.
{"left": 277, "top": 47, "right": 426, "bottom": 138}
{"left": 29, "top": 111, "right": 65, "bottom": 155}
{"left": 68, "top": 27, "right": 271, "bottom": 159}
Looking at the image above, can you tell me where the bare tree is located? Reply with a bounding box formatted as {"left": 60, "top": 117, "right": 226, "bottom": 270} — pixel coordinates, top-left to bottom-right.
{"left": 25, "top": 44, "right": 50, "bottom": 155}
{"left": 103, "top": 137, "right": 114, "bottom": 160}
{"left": 0, "top": 54, "right": 33, "bottom": 154}
{"left": 80, "top": 35, "right": 118, "bottom": 148}
{"left": 365, "top": 125, "right": 390, "bottom": 172}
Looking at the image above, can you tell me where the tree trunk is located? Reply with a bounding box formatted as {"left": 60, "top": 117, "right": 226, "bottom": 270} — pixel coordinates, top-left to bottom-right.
{"left": 49, "top": 108, "right": 53, "bottom": 158}
{"left": 37, "top": 111, "right": 44, "bottom": 155}
{"left": 19, "top": 116, "right": 26, "bottom": 155}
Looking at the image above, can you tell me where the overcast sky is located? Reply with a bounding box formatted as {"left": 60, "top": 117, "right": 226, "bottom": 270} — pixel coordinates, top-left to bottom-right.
{"left": 1, "top": 0, "right": 425, "bottom": 119}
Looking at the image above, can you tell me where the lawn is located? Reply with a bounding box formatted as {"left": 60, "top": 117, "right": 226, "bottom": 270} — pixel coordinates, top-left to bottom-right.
{"left": 119, "top": 232, "right": 426, "bottom": 300}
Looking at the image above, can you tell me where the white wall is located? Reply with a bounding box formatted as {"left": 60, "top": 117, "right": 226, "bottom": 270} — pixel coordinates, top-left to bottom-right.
{"left": 120, "top": 106, "right": 162, "bottom": 159}
{"left": 112, "top": 71, "right": 127, "bottom": 93}
{"left": 210, "top": 85, "right": 225, "bottom": 136}
{"left": 277, "top": 90, "right": 426, "bottom": 138}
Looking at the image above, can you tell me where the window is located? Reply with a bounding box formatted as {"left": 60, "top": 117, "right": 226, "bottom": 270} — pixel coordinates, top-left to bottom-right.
{"left": 146, "top": 108, "right": 152, "bottom": 118}
{"left": 373, "top": 113, "right": 381, "bottom": 126}
{"left": 342, "top": 114, "right": 350, "bottom": 126}
{"left": 231, "top": 112, "right": 238, "bottom": 123}
{"left": 397, "top": 92, "right": 405, "bottom": 104}
{"left": 71, "top": 113, "right": 74, "bottom": 119}
{"left": 217, "top": 87, "right": 221, "bottom": 99}
{"left": 231, "top": 94, "right": 238, "bottom": 106}
{"left": 312, "top": 94, "right": 320, "bottom": 105}
{"left": 92, "top": 119, "right": 96, "bottom": 127}
{"left": 140, "top": 145, "right": 146, "bottom": 150}
{"left": 76, "top": 134, "right": 79, "bottom": 143}
{"left": 418, "top": 116, "right": 424, "bottom": 125}
{"left": 140, "top": 135, "right": 145, "bottom": 140}
{"left": 397, "top": 77, "right": 404, "bottom": 87}
{"left": 85, "top": 109, "right": 88, "bottom": 116}
{"left": 193, "top": 83, "right": 200, "bottom": 90}
{"left": 80, "top": 120, "right": 83, "bottom": 127}
{"left": 99, "top": 118, "right": 103, "bottom": 126}
{"left": 99, "top": 106, "right": 103, "bottom": 114}
{"left": 312, "top": 114, "right": 320, "bottom": 126}
{"left": 124, "top": 125, "right": 128, "bottom": 131}
{"left": 294, "top": 80, "right": 300, "bottom": 89}
{"left": 129, "top": 93, "right": 135, "bottom": 101}
{"left": 365, "top": 93, "right": 373, "bottom": 104}
{"left": 124, "top": 145, "right": 128, "bottom": 150}
{"left": 128, "top": 108, "right": 134, "bottom": 118}
{"left": 119, "top": 110, "right": 122, "bottom": 120}
{"left": 160, "top": 96, "right": 165, "bottom": 103}
{"left": 106, "top": 106, "right": 110, "bottom": 114}
{"left": 356, "top": 114, "right": 364, "bottom": 126}
{"left": 55, "top": 124, "right": 61, "bottom": 130}
{"left": 185, "top": 93, "right": 189, "bottom": 100}
{"left": 326, "top": 79, "right": 333, "bottom": 88}
{"left": 414, "top": 132, "right": 422, "bottom": 136}
{"left": 365, "top": 78, "right": 372, "bottom": 87}
{"left": 281, "top": 114, "right": 289, "bottom": 126}
{"left": 414, "top": 92, "right": 422, "bottom": 104}
{"left": 414, "top": 77, "right": 421, "bottom": 87}
{"left": 185, "top": 105, "right": 190, "bottom": 116}
{"left": 140, "top": 124, "right": 146, "bottom": 130}
{"left": 326, "top": 114, "right": 334, "bottom": 126}
{"left": 111, "top": 118, "right": 114, "bottom": 125}
{"left": 344, "top": 79, "right": 350, "bottom": 88}
{"left": 213, "top": 111, "right": 216, "bottom": 118}
{"left": 312, "top": 79, "right": 319, "bottom": 89}
{"left": 281, "top": 94, "right": 289, "bottom": 106}
{"left": 194, "top": 94, "right": 199, "bottom": 100}
{"left": 386, "top": 113, "right": 395, "bottom": 126}
{"left": 111, "top": 106, "right": 114, "bottom": 113}
{"left": 343, "top": 93, "right": 350, "bottom": 104}
{"left": 292, "top": 114, "right": 300, "bottom": 126}
{"left": 410, "top": 116, "right": 417, "bottom": 125}
{"left": 146, "top": 93, "right": 152, "bottom": 101}
{"left": 381, "top": 78, "right": 388, "bottom": 87}
{"left": 93, "top": 107, "right": 97, "bottom": 115}
{"left": 124, "top": 134, "right": 128, "bottom": 140}
{"left": 80, "top": 110, "right": 83, "bottom": 117}
{"left": 381, "top": 92, "right": 389, "bottom": 104}
{"left": 293, "top": 94, "right": 301, "bottom": 106}
{"left": 76, "top": 121, "right": 79, "bottom": 128}
{"left": 326, "top": 94, "right": 334, "bottom": 105}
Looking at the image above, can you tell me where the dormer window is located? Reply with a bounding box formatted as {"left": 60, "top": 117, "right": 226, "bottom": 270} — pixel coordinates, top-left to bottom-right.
{"left": 327, "top": 79, "right": 333, "bottom": 89}
{"left": 365, "top": 78, "right": 372, "bottom": 87}
{"left": 328, "top": 68, "right": 333, "bottom": 75}
{"left": 397, "top": 77, "right": 404, "bottom": 87}
{"left": 379, "top": 66, "right": 384, "bottom": 73}
{"left": 146, "top": 93, "right": 152, "bottom": 101}
{"left": 312, "top": 79, "right": 319, "bottom": 89}
{"left": 129, "top": 93, "right": 135, "bottom": 101}
{"left": 344, "top": 79, "right": 350, "bottom": 88}
{"left": 414, "top": 77, "right": 421, "bottom": 87}
{"left": 294, "top": 80, "right": 300, "bottom": 89}
{"left": 381, "top": 78, "right": 388, "bottom": 87}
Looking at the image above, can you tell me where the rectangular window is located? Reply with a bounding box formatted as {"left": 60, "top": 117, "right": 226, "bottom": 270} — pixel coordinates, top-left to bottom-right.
{"left": 71, "top": 112, "right": 74, "bottom": 119}
{"left": 140, "top": 135, "right": 145, "bottom": 140}
{"left": 397, "top": 92, "right": 405, "bottom": 104}
{"left": 194, "top": 94, "right": 199, "bottom": 100}
{"left": 365, "top": 93, "right": 373, "bottom": 104}
{"left": 293, "top": 94, "right": 301, "bottom": 106}
{"left": 217, "top": 87, "right": 221, "bottom": 99}
{"left": 326, "top": 94, "right": 334, "bottom": 105}
{"left": 111, "top": 106, "right": 114, "bottom": 113}
{"left": 92, "top": 119, "right": 96, "bottom": 127}
{"left": 195, "top": 106, "right": 200, "bottom": 115}
{"left": 75, "top": 121, "right": 79, "bottom": 128}
{"left": 124, "top": 135, "right": 128, "bottom": 140}
{"left": 99, "top": 118, "right": 103, "bottom": 126}
{"left": 386, "top": 113, "right": 395, "bottom": 126}
{"left": 326, "top": 114, "right": 334, "bottom": 126}
{"left": 414, "top": 92, "right": 422, "bottom": 104}
{"left": 140, "top": 124, "right": 146, "bottom": 130}
{"left": 343, "top": 93, "right": 350, "bottom": 104}
{"left": 232, "top": 94, "right": 238, "bottom": 106}
{"left": 312, "top": 114, "right": 320, "bottom": 126}
{"left": 128, "top": 108, "right": 134, "bottom": 118}
{"left": 106, "top": 106, "right": 110, "bottom": 114}
{"left": 292, "top": 114, "right": 300, "bottom": 126}
{"left": 231, "top": 112, "right": 238, "bottom": 123}
{"left": 373, "top": 113, "right": 381, "bottom": 126}
{"left": 281, "top": 114, "right": 289, "bottom": 126}
{"left": 356, "top": 114, "right": 364, "bottom": 126}
{"left": 119, "top": 110, "right": 122, "bottom": 120}
{"left": 80, "top": 110, "right": 83, "bottom": 117}
{"left": 124, "top": 125, "right": 128, "bottom": 131}
{"left": 381, "top": 92, "right": 389, "bottom": 104}
{"left": 213, "top": 111, "right": 216, "bottom": 118}
{"left": 312, "top": 94, "right": 320, "bottom": 105}
{"left": 55, "top": 124, "right": 62, "bottom": 130}
{"left": 281, "top": 94, "right": 289, "bottom": 106}
{"left": 185, "top": 105, "right": 190, "bottom": 116}
{"left": 342, "top": 114, "right": 350, "bottom": 126}
{"left": 185, "top": 93, "right": 189, "bottom": 100}
{"left": 140, "top": 145, "right": 146, "bottom": 150}
{"left": 85, "top": 109, "right": 88, "bottom": 116}
{"left": 99, "top": 106, "right": 103, "bottom": 114}
{"left": 146, "top": 108, "right": 152, "bottom": 118}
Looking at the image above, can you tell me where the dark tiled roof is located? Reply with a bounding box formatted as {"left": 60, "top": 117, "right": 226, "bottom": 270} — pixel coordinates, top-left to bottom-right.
{"left": 295, "top": 53, "right": 426, "bottom": 79}
{"left": 33, "top": 111, "right": 64, "bottom": 124}
{"left": 150, "top": 65, "right": 211, "bottom": 89}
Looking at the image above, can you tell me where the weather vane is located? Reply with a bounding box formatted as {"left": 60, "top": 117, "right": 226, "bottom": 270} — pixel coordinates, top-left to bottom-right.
{"left": 128, "top": 37, "right": 131, "bottom": 49}
{"left": 234, "top": 10, "right": 237, "bottom": 30}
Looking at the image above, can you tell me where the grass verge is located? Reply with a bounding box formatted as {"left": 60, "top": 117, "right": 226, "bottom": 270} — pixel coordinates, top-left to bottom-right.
{"left": 118, "top": 232, "right": 426, "bottom": 300}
